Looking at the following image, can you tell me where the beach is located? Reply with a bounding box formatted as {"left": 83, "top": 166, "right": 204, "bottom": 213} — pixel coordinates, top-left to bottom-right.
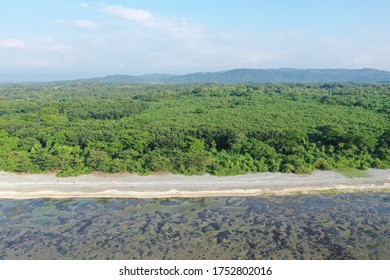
{"left": 0, "top": 169, "right": 389, "bottom": 199}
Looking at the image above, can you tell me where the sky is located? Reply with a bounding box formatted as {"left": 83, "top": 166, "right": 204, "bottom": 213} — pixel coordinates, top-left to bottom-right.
{"left": 0, "top": 0, "right": 389, "bottom": 77}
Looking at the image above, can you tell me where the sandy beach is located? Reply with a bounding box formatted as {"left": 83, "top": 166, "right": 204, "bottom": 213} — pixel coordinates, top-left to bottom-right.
{"left": 0, "top": 169, "right": 389, "bottom": 199}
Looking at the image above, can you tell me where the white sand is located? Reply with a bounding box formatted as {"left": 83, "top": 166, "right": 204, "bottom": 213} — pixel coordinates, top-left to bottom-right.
{"left": 0, "top": 169, "right": 389, "bottom": 199}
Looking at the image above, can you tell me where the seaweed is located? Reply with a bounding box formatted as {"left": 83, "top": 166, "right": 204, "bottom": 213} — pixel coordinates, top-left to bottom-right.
{"left": 1, "top": 193, "right": 390, "bottom": 259}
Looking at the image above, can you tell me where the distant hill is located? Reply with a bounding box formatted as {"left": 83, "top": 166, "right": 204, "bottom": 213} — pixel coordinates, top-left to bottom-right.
{"left": 2, "top": 68, "right": 390, "bottom": 83}
{"left": 92, "top": 73, "right": 177, "bottom": 83}
{"left": 87, "top": 68, "right": 390, "bottom": 84}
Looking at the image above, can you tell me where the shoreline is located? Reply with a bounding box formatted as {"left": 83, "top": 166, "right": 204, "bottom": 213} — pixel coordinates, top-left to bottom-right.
{"left": 1, "top": 169, "right": 389, "bottom": 199}
{"left": 1, "top": 185, "right": 390, "bottom": 200}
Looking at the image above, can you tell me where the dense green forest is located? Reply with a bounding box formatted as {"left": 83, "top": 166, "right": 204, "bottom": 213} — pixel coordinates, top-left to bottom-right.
{"left": 0, "top": 82, "right": 389, "bottom": 176}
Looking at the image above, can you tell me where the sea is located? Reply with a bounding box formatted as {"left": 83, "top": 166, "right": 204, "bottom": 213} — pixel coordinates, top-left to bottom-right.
{"left": 1, "top": 193, "right": 390, "bottom": 260}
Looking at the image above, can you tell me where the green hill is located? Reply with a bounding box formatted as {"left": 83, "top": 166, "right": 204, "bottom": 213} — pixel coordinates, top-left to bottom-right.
{"left": 89, "top": 68, "right": 390, "bottom": 83}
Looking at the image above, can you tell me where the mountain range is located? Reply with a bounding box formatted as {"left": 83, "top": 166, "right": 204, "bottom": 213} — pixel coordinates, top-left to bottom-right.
{"left": 78, "top": 68, "right": 390, "bottom": 83}
{"left": 2, "top": 68, "right": 390, "bottom": 83}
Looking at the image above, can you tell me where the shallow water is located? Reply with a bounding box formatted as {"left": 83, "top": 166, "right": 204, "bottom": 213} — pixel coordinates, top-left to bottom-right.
{"left": 1, "top": 193, "right": 390, "bottom": 260}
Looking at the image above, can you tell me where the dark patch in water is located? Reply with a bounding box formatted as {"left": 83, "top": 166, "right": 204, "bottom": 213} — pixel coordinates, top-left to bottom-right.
{"left": 208, "top": 222, "right": 221, "bottom": 230}
{"left": 216, "top": 231, "right": 230, "bottom": 244}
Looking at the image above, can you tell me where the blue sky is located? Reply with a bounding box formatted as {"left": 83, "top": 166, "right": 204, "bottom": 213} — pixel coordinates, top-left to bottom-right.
{"left": 0, "top": 0, "right": 389, "bottom": 76}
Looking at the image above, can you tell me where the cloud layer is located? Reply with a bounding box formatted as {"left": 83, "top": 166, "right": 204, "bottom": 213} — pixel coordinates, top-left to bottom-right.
{"left": 1, "top": 3, "right": 389, "bottom": 75}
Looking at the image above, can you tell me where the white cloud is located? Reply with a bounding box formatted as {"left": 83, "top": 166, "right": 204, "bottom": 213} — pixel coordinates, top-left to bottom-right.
{"left": 103, "top": 5, "right": 152, "bottom": 24}
{"left": 73, "top": 20, "right": 100, "bottom": 30}
{"left": 79, "top": 2, "right": 90, "bottom": 9}
{"left": 102, "top": 5, "right": 206, "bottom": 48}
{"left": 56, "top": 19, "right": 100, "bottom": 30}
{"left": 16, "top": 59, "right": 53, "bottom": 67}
{"left": 37, "top": 35, "right": 55, "bottom": 43}
{"left": 45, "top": 44, "right": 74, "bottom": 54}
{"left": 0, "top": 38, "right": 25, "bottom": 48}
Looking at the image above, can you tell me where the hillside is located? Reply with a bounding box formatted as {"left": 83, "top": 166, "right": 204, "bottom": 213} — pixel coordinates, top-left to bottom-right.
{"left": 89, "top": 68, "right": 390, "bottom": 84}
{"left": 2, "top": 68, "right": 390, "bottom": 83}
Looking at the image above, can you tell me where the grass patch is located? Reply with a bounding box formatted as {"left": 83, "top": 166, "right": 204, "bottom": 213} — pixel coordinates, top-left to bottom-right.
{"left": 335, "top": 167, "right": 370, "bottom": 179}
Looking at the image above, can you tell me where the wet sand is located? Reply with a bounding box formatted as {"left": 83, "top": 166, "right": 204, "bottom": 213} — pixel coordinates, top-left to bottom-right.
{"left": 0, "top": 169, "right": 389, "bottom": 199}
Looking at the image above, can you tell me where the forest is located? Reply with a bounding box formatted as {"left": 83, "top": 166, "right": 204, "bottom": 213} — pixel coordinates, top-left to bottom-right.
{"left": 0, "top": 82, "right": 389, "bottom": 176}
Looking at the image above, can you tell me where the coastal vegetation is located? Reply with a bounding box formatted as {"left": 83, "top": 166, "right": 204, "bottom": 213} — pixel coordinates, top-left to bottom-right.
{"left": 0, "top": 82, "right": 389, "bottom": 176}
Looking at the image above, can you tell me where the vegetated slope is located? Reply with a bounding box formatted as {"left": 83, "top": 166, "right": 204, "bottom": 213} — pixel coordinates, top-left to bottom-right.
{"left": 88, "top": 68, "right": 390, "bottom": 83}
{"left": 2, "top": 68, "right": 390, "bottom": 83}
{"left": 0, "top": 82, "right": 389, "bottom": 176}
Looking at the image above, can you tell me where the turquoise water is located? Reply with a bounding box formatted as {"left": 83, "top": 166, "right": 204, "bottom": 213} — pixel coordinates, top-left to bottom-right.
{"left": 1, "top": 193, "right": 390, "bottom": 259}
